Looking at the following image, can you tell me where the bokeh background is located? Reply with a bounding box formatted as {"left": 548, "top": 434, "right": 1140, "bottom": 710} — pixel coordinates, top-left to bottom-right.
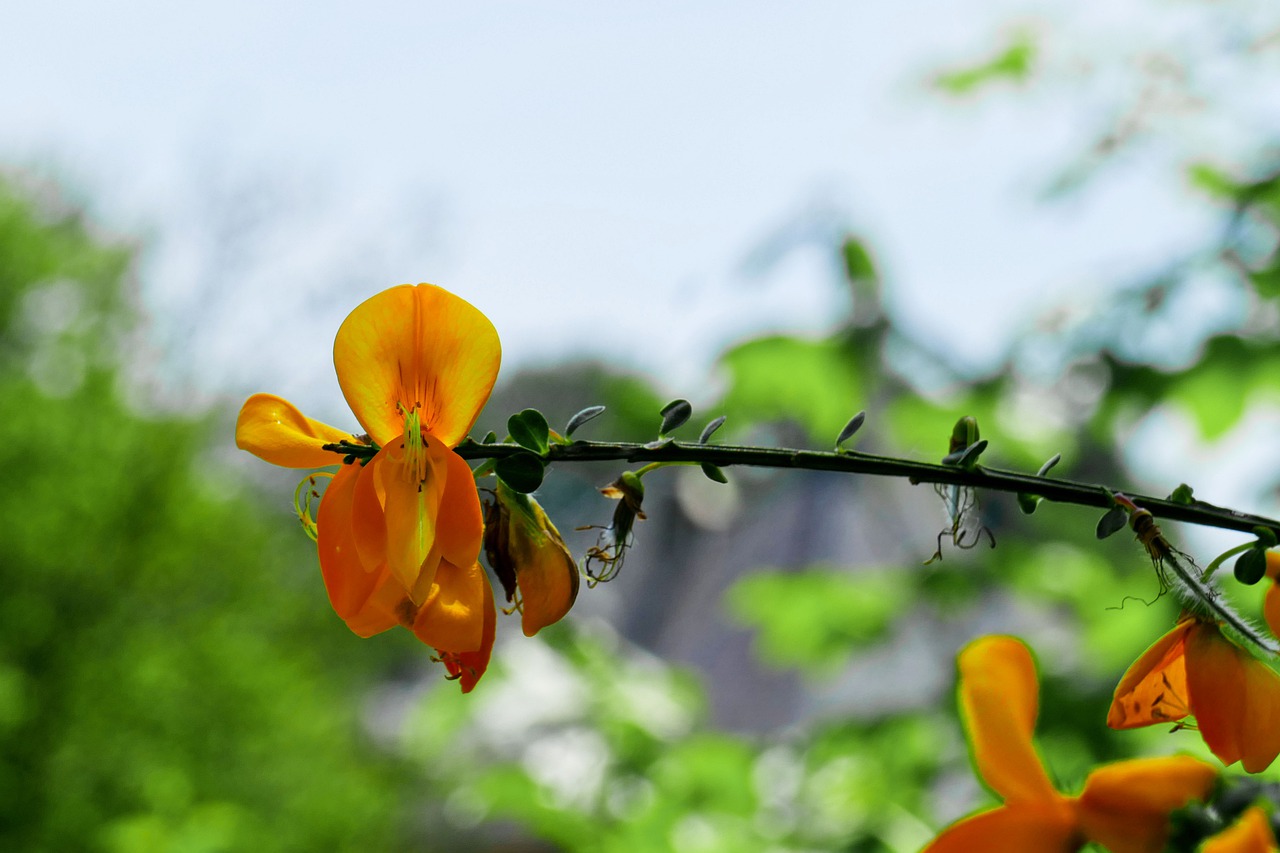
{"left": 6, "top": 2, "right": 1280, "bottom": 850}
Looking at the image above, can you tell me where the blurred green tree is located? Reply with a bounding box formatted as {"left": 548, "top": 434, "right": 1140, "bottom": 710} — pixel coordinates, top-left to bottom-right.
{"left": 0, "top": 177, "right": 425, "bottom": 852}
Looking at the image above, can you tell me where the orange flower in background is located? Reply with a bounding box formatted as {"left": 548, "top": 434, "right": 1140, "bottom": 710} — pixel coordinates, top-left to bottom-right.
{"left": 923, "top": 635, "right": 1216, "bottom": 853}
{"left": 1264, "top": 552, "right": 1280, "bottom": 640}
{"left": 1109, "top": 615, "right": 1280, "bottom": 773}
{"left": 235, "top": 284, "right": 501, "bottom": 691}
{"left": 1201, "top": 807, "right": 1279, "bottom": 853}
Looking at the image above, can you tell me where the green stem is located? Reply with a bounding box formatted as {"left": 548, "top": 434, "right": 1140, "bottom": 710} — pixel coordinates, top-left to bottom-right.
{"left": 454, "top": 438, "right": 1280, "bottom": 539}
{"left": 1203, "top": 542, "right": 1255, "bottom": 580}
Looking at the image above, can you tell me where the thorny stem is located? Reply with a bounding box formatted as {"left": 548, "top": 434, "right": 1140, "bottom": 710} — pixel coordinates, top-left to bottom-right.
{"left": 455, "top": 438, "right": 1280, "bottom": 539}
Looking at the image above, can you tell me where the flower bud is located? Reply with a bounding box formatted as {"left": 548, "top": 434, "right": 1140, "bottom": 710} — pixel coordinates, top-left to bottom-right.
{"left": 484, "top": 481, "right": 580, "bottom": 636}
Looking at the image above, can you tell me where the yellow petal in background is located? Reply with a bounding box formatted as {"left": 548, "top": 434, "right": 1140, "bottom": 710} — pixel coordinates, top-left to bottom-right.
{"left": 1186, "top": 622, "right": 1249, "bottom": 769}
{"left": 921, "top": 803, "right": 1080, "bottom": 853}
{"left": 234, "top": 393, "right": 351, "bottom": 469}
{"left": 1237, "top": 647, "right": 1280, "bottom": 773}
{"left": 1075, "top": 756, "right": 1216, "bottom": 853}
{"left": 958, "top": 636, "right": 1058, "bottom": 805}
{"left": 1265, "top": 582, "right": 1280, "bottom": 643}
{"left": 333, "top": 284, "right": 501, "bottom": 448}
{"left": 1201, "top": 807, "right": 1279, "bottom": 853}
{"left": 1108, "top": 620, "right": 1194, "bottom": 730}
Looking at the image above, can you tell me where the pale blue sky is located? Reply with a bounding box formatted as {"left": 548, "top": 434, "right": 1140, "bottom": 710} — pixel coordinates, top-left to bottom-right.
{"left": 2, "top": 1, "right": 1256, "bottom": 424}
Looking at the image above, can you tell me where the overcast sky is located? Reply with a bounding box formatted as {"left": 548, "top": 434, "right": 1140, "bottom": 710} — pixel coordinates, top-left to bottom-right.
{"left": 4, "top": 1, "right": 1259, "bottom": 424}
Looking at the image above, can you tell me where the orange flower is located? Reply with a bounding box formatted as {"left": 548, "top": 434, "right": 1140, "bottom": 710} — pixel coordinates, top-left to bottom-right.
{"left": 1264, "top": 552, "right": 1280, "bottom": 640}
{"left": 235, "top": 284, "right": 500, "bottom": 691}
{"left": 1109, "top": 616, "right": 1280, "bottom": 773}
{"left": 483, "top": 481, "right": 579, "bottom": 637}
{"left": 1201, "top": 807, "right": 1279, "bottom": 853}
{"left": 923, "top": 635, "right": 1216, "bottom": 853}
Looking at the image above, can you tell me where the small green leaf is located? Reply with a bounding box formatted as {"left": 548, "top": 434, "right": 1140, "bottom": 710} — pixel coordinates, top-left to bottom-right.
{"left": 659, "top": 399, "right": 693, "bottom": 435}
{"left": 835, "top": 411, "right": 866, "bottom": 450}
{"left": 1036, "top": 453, "right": 1062, "bottom": 477}
{"left": 1017, "top": 493, "right": 1040, "bottom": 515}
{"left": 482, "top": 431, "right": 498, "bottom": 444}
{"left": 565, "top": 405, "right": 606, "bottom": 437}
{"left": 943, "top": 439, "right": 987, "bottom": 468}
{"left": 494, "top": 452, "right": 546, "bottom": 494}
{"left": 700, "top": 463, "right": 728, "bottom": 484}
{"left": 1169, "top": 483, "right": 1195, "bottom": 505}
{"left": 1096, "top": 505, "right": 1128, "bottom": 540}
{"left": 508, "top": 409, "right": 550, "bottom": 454}
{"left": 1254, "top": 526, "right": 1278, "bottom": 550}
{"left": 1235, "top": 548, "right": 1268, "bottom": 585}
{"left": 699, "top": 415, "right": 727, "bottom": 444}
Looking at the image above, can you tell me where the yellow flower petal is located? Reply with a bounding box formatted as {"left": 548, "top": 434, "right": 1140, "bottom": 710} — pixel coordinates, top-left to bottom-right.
{"left": 921, "top": 803, "right": 1080, "bottom": 853}
{"left": 234, "top": 393, "right": 351, "bottom": 469}
{"left": 381, "top": 433, "right": 450, "bottom": 596}
{"left": 434, "top": 448, "right": 484, "bottom": 572}
{"left": 1201, "top": 806, "right": 1279, "bottom": 853}
{"left": 1237, "top": 646, "right": 1280, "bottom": 773}
{"left": 437, "top": 566, "right": 496, "bottom": 694}
{"left": 1108, "top": 619, "right": 1194, "bottom": 730}
{"left": 1265, "top": 582, "right": 1280, "bottom": 643}
{"left": 484, "top": 484, "right": 580, "bottom": 637}
{"left": 315, "top": 464, "right": 397, "bottom": 636}
{"left": 958, "top": 636, "right": 1058, "bottom": 805}
{"left": 333, "top": 283, "right": 501, "bottom": 448}
{"left": 351, "top": 450, "right": 388, "bottom": 572}
{"left": 1075, "top": 756, "right": 1216, "bottom": 853}
{"left": 411, "top": 559, "right": 487, "bottom": 654}
{"left": 1186, "top": 622, "right": 1249, "bottom": 768}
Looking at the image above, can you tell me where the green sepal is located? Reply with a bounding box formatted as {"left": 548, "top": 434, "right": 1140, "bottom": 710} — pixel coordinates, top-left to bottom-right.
{"left": 508, "top": 409, "right": 550, "bottom": 455}
{"left": 494, "top": 451, "right": 546, "bottom": 494}
{"left": 700, "top": 463, "right": 728, "bottom": 484}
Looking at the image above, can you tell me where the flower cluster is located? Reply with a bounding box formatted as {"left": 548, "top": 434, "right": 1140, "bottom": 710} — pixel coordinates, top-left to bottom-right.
{"left": 236, "top": 284, "right": 574, "bottom": 692}
{"left": 923, "top": 635, "right": 1218, "bottom": 853}
{"left": 1109, "top": 614, "right": 1280, "bottom": 774}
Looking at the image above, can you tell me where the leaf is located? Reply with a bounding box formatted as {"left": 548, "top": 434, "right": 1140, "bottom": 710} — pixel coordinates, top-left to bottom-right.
{"left": 1096, "top": 505, "right": 1128, "bottom": 540}
{"left": 659, "top": 399, "right": 692, "bottom": 435}
{"left": 494, "top": 452, "right": 546, "bottom": 494}
{"left": 700, "top": 463, "right": 728, "bottom": 484}
{"left": 935, "top": 33, "right": 1035, "bottom": 94}
{"left": 1234, "top": 548, "right": 1268, "bottom": 585}
{"left": 698, "top": 415, "right": 727, "bottom": 444}
{"left": 835, "top": 411, "right": 866, "bottom": 449}
{"left": 1036, "top": 453, "right": 1062, "bottom": 477}
{"left": 564, "top": 405, "right": 606, "bottom": 437}
{"left": 507, "top": 409, "right": 550, "bottom": 455}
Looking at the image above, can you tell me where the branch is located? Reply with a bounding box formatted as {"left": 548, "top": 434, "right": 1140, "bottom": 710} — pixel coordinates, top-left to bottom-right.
{"left": 455, "top": 438, "right": 1280, "bottom": 539}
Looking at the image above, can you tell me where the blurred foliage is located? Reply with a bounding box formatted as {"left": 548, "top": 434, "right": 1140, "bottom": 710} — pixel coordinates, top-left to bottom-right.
{"left": 16, "top": 8, "right": 1280, "bottom": 852}
{"left": 934, "top": 33, "right": 1036, "bottom": 94}
{"left": 0, "top": 177, "right": 425, "bottom": 852}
